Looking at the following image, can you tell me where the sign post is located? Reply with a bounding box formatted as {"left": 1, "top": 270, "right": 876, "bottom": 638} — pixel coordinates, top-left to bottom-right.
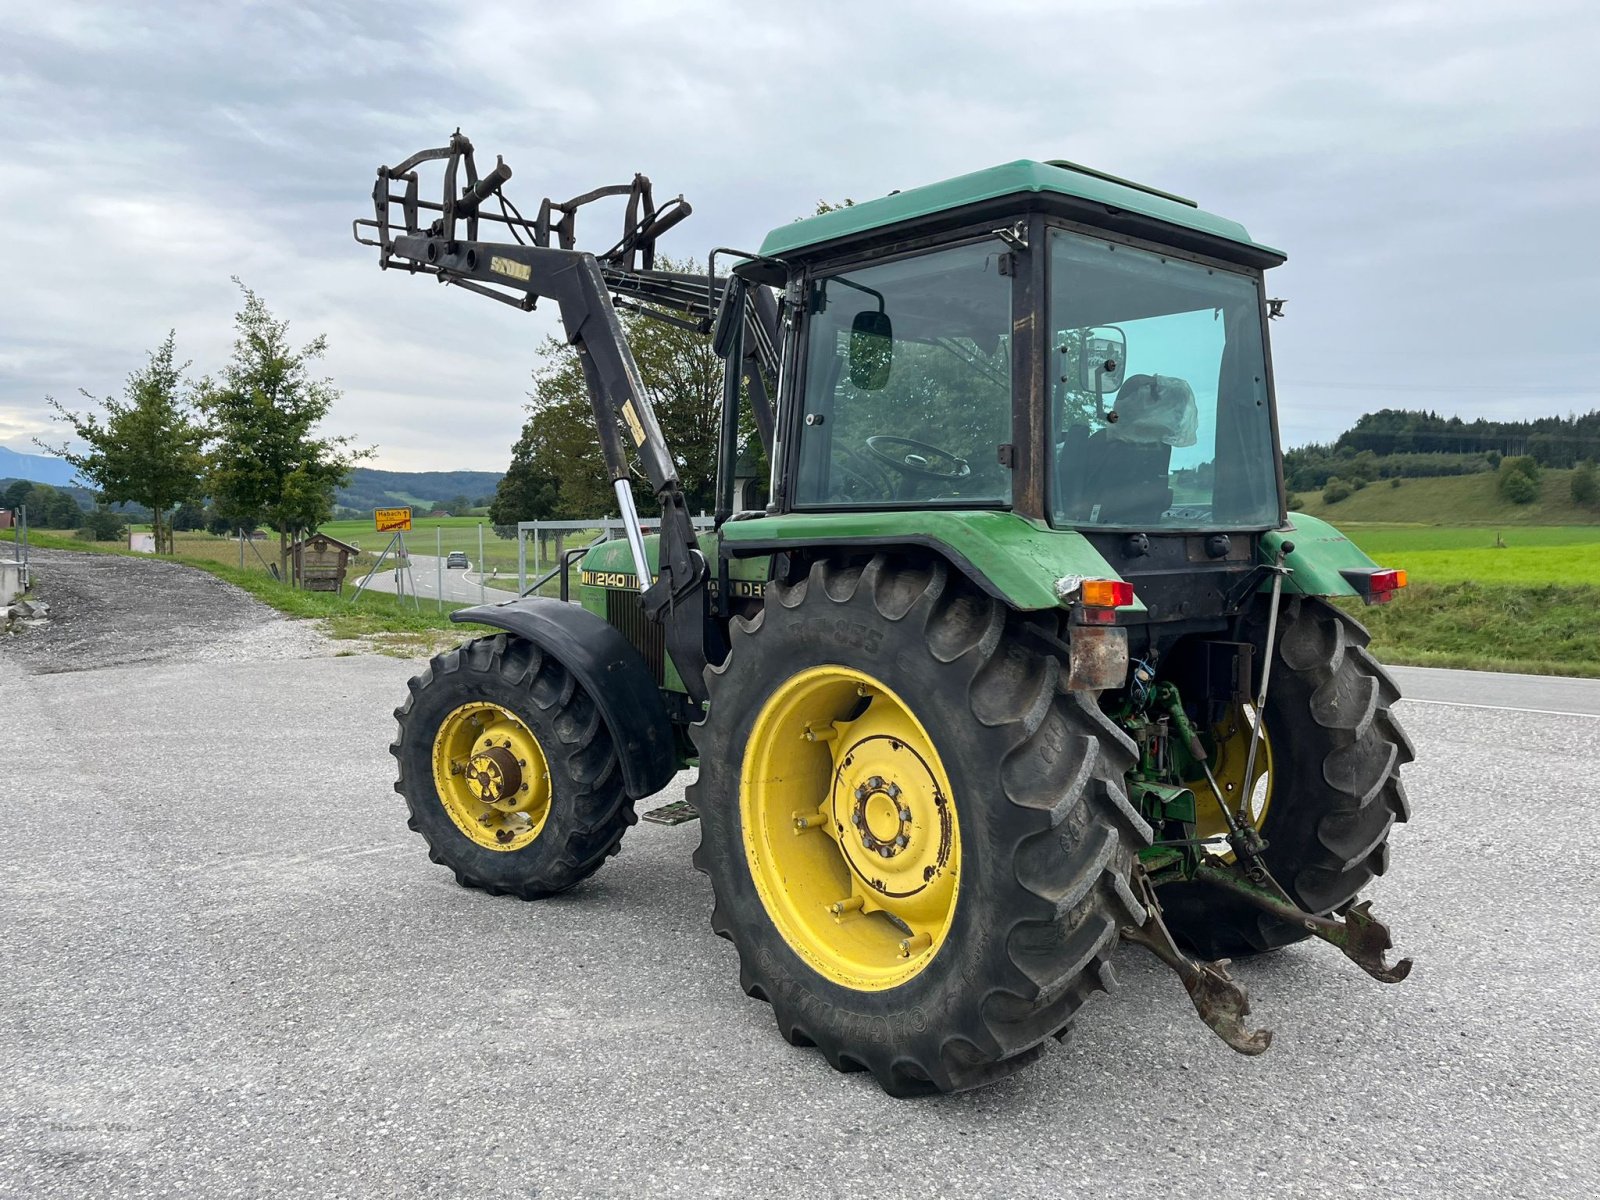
{"left": 349, "top": 508, "right": 419, "bottom": 608}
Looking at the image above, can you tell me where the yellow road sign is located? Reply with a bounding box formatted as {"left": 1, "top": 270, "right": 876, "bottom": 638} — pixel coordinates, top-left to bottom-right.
{"left": 375, "top": 507, "right": 413, "bottom": 533}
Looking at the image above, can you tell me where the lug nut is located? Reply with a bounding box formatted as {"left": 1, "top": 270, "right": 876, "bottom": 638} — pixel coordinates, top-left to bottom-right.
{"left": 894, "top": 834, "right": 908, "bottom": 848}
{"left": 854, "top": 785, "right": 866, "bottom": 801}
{"left": 878, "top": 846, "right": 893, "bottom": 858}
{"left": 898, "top": 808, "right": 912, "bottom": 823}
{"left": 887, "top": 783, "right": 901, "bottom": 799}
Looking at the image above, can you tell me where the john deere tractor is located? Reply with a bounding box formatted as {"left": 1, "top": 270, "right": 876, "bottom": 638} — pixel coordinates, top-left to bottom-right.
{"left": 358, "top": 134, "right": 1414, "bottom": 1095}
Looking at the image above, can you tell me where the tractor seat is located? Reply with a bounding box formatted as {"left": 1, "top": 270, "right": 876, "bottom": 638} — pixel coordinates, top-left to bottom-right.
{"left": 1077, "top": 374, "right": 1199, "bottom": 525}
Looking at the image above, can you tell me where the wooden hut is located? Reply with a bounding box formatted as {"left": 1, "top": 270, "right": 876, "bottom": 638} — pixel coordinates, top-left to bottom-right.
{"left": 290, "top": 531, "right": 361, "bottom": 592}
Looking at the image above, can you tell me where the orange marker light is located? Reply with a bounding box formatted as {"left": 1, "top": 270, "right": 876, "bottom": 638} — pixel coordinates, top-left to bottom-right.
{"left": 1081, "top": 579, "right": 1135, "bottom": 608}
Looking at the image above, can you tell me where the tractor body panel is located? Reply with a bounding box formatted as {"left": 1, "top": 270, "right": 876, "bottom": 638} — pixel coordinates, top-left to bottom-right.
{"left": 1262, "top": 513, "right": 1382, "bottom": 598}
{"left": 719, "top": 509, "right": 1141, "bottom": 612}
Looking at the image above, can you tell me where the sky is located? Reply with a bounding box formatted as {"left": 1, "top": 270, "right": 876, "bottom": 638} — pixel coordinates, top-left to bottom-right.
{"left": 2, "top": 0, "right": 1597, "bottom": 472}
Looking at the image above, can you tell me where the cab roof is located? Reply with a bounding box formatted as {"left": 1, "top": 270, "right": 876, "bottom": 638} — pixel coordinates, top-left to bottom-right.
{"left": 758, "top": 159, "right": 1285, "bottom": 266}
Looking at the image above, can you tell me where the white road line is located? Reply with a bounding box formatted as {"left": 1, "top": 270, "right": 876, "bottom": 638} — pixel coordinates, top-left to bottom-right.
{"left": 1399, "top": 696, "right": 1600, "bottom": 719}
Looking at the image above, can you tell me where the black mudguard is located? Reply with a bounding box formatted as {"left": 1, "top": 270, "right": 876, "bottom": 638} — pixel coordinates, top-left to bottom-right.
{"left": 451, "top": 598, "right": 677, "bottom": 800}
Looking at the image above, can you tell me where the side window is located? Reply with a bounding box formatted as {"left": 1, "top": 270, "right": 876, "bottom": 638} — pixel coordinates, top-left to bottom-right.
{"left": 793, "top": 240, "right": 1014, "bottom": 508}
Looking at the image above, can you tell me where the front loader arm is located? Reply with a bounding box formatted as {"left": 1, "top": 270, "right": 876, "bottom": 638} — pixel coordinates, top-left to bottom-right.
{"left": 359, "top": 132, "right": 747, "bottom": 701}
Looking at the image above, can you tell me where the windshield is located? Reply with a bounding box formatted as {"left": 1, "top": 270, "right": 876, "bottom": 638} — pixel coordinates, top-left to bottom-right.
{"left": 1049, "top": 229, "right": 1279, "bottom": 529}
{"left": 792, "top": 239, "right": 1013, "bottom": 508}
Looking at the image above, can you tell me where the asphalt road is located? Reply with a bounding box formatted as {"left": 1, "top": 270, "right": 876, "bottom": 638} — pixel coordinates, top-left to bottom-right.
{"left": 1, "top": 568, "right": 1596, "bottom": 1197}
{"left": 351, "top": 552, "right": 499, "bottom": 605}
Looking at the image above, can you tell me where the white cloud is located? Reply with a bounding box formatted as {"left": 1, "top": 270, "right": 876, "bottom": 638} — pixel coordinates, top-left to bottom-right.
{"left": 2, "top": 0, "right": 1597, "bottom": 470}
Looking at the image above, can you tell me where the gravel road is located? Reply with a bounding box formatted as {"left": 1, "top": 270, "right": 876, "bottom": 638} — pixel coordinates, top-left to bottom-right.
{"left": 3, "top": 548, "right": 332, "bottom": 672}
{"left": 0, "top": 562, "right": 1595, "bottom": 1198}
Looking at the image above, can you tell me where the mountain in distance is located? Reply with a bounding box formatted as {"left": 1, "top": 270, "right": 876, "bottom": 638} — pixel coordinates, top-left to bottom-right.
{"left": 336, "top": 467, "right": 504, "bottom": 513}
{"left": 0, "top": 446, "right": 80, "bottom": 487}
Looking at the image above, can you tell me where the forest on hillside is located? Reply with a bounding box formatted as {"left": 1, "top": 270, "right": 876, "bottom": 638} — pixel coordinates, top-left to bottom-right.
{"left": 1284, "top": 409, "right": 1600, "bottom": 491}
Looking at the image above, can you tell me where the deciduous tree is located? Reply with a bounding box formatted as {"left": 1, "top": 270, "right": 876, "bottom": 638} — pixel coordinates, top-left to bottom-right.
{"left": 40, "top": 332, "right": 205, "bottom": 553}
{"left": 200, "top": 282, "right": 372, "bottom": 579}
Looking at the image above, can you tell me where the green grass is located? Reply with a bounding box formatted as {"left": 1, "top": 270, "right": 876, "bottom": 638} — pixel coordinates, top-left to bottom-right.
{"left": 1347, "top": 583, "right": 1600, "bottom": 677}
{"left": 1296, "top": 467, "right": 1598, "bottom": 525}
{"left": 1334, "top": 524, "right": 1600, "bottom": 586}
{"left": 317, "top": 515, "right": 604, "bottom": 579}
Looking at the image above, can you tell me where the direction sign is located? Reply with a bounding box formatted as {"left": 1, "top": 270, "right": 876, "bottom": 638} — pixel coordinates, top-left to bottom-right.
{"left": 374, "top": 507, "right": 413, "bottom": 533}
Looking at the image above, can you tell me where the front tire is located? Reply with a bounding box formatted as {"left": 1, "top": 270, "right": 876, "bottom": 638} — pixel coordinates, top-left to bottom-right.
{"left": 690, "top": 555, "right": 1151, "bottom": 1096}
{"left": 391, "top": 634, "right": 634, "bottom": 898}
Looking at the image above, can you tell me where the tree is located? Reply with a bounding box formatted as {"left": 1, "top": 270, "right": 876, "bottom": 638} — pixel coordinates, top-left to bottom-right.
{"left": 39, "top": 332, "right": 205, "bottom": 554}
{"left": 500, "top": 257, "right": 730, "bottom": 522}
{"left": 76, "top": 505, "right": 127, "bottom": 542}
{"left": 488, "top": 416, "right": 563, "bottom": 531}
{"left": 1497, "top": 455, "right": 1541, "bottom": 504}
{"left": 1322, "top": 477, "right": 1352, "bottom": 504}
{"left": 1571, "top": 460, "right": 1598, "bottom": 507}
{"left": 199, "top": 282, "right": 372, "bottom": 579}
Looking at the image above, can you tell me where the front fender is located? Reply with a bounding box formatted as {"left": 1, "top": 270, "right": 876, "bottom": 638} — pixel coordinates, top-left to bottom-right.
{"left": 451, "top": 597, "right": 676, "bottom": 800}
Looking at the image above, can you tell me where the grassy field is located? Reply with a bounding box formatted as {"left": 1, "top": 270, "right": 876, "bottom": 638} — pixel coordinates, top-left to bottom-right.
{"left": 1294, "top": 467, "right": 1595, "bottom": 525}
{"left": 1331, "top": 522, "right": 1600, "bottom": 676}
{"left": 1335, "top": 523, "right": 1600, "bottom": 586}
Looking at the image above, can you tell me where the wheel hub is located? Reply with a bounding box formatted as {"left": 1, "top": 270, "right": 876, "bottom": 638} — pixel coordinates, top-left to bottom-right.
{"left": 464, "top": 743, "right": 523, "bottom": 806}
{"left": 431, "top": 702, "right": 552, "bottom": 851}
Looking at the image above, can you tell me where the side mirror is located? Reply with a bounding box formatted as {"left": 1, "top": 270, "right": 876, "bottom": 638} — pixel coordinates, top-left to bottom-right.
{"left": 1082, "top": 328, "right": 1126, "bottom": 394}
{"left": 848, "top": 309, "right": 894, "bottom": 391}
{"left": 1061, "top": 327, "right": 1127, "bottom": 394}
{"left": 711, "top": 276, "right": 747, "bottom": 360}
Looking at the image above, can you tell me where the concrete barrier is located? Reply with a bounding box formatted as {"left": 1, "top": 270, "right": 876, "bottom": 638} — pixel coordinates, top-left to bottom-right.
{"left": 0, "top": 560, "right": 21, "bottom": 607}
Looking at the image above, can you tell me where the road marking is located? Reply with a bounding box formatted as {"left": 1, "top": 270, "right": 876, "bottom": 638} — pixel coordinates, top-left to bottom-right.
{"left": 1400, "top": 697, "right": 1600, "bottom": 719}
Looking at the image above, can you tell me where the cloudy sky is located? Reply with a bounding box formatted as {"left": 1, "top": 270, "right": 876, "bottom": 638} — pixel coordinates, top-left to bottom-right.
{"left": 3, "top": 0, "right": 1597, "bottom": 472}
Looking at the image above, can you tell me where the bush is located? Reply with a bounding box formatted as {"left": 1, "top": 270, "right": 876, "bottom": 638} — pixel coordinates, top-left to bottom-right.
{"left": 1486, "top": 450, "right": 1502, "bottom": 468}
{"left": 1572, "top": 460, "right": 1599, "bottom": 507}
{"left": 1322, "top": 477, "right": 1353, "bottom": 504}
{"left": 1390, "top": 477, "right": 1403, "bottom": 488}
{"left": 76, "top": 506, "right": 128, "bottom": 541}
{"left": 1500, "top": 470, "right": 1539, "bottom": 505}
{"left": 1285, "top": 492, "right": 1302, "bottom": 511}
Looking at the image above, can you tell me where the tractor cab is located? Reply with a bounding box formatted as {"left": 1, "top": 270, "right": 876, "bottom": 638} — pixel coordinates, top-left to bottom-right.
{"left": 719, "top": 159, "right": 1292, "bottom": 634}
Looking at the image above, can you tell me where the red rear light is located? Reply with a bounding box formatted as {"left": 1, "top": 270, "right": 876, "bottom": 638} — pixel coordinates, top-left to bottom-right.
{"left": 1370, "top": 569, "right": 1407, "bottom": 592}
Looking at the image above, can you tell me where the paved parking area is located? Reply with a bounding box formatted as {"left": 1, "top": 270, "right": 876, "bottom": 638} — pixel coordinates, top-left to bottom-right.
{"left": 2, "top": 618, "right": 1597, "bottom": 1197}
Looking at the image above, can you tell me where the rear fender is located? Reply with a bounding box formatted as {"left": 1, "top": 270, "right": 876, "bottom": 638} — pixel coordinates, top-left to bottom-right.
{"left": 451, "top": 598, "right": 677, "bottom": 800}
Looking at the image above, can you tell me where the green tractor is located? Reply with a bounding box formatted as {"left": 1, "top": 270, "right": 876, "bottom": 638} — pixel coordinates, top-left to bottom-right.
{"left": 358, "top": 135, "right": 1413, "bottom": 1095}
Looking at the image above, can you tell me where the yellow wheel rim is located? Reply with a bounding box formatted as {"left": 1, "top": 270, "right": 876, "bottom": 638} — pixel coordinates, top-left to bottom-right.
{"left": 1190, "top": 704, "right": 1274, "bottom": 850}
{"left": 740, "top": 666, "right": 961, "bottom": 992}
{"left": 431, "top": 702, "right": 552, "bottom": 852}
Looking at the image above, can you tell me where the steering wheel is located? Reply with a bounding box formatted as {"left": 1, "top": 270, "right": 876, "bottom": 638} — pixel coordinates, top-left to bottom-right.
{"left": 864, "top": 435, "right": 972, "bottom": 481}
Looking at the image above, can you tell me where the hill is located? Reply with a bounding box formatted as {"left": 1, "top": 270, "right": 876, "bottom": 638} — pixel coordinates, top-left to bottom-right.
{"left": 0, "top": 446, "right": 80, "bottom": 487}
{"left": 335, "top": 467, "right": 503, "bottom": 513}
{"left": 1293, "top": 467, "right": 1595, "bottom": 525}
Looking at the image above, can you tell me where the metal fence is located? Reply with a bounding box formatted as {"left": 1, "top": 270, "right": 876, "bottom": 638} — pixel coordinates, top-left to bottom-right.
{"left": 515, "top": 515, "right": 714, "bottom": 597}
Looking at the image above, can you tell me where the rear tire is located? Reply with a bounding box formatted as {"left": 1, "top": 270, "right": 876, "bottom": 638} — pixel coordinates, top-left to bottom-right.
{"left": 1160, "top": 597, "right": 1414, "bottom": 957}
{"left": 392, "top": 634, "right": 635, "bottom": 898}
{"left": 690, "top": 554, "right": 1151, "bottom": 1096}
